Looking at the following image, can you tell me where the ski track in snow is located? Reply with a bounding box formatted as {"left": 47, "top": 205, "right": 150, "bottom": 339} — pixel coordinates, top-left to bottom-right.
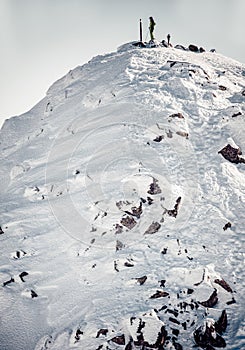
{"left": 0, "top": 42, "right": 245, "bottom": 349}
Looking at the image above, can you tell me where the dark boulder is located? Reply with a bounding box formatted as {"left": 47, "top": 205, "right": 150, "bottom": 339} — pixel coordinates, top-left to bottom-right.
{"left": 194, "top": 322, "right": 226, "bottom": 348}
{"left": 144, "top": 221, "right": 161, "bottom": 235}
{"left": 110, "top": 334, "right": 125, "bottom": 345}
{"left": 19, "top": 271, "right": 29, "bottom": 282}
{"left": 175, "top": 44, "right": 187, "bottom": 51}
{"left": 31, "top": 290, "right": 38, "bottom": 298}
{"left": 199, "top": 290, "right": 218, "bottom": 308}
{"left": 132, "top": 41, "right": 146, "bottom": 48}
{"left": 150, "top": 290, "right": 169, "bottom": 299}
{"left": 120, "top": 216, "right": 137, "bottom": 229}
{"left": 214, "top": 278, "right": 232, "bottom": 293}
{"left": 218, "top": 144, "right": 245, "bottom": 164}
{"left": 153, "top": 135, "right": 164, "bottom": 142}
{"left": 148, "top": 178, "right": 161, "bottom": 195}
{"left": 96, "top": 329, "right": 108, "bottom": 338}
{"left": 189, "top": 44, "right": 199, "bottom": 52}
{"left": 3, "top": 277, "right": 15, "bottom": 287}
{"left": 215, "top": 310, "right": 228, "bottom": 335}
{"left": 223, "top": 222, "right": 231, "bottom": 230}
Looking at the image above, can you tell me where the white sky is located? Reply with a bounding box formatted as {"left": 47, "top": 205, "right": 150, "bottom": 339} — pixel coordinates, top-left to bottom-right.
{"left": 0, "top": 0, "right": 244, "bottom": 128}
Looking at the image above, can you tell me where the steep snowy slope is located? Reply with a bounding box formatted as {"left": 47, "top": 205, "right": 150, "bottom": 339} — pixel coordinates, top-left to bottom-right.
{"left": 0, "top": 42, "right": 245, "bottom": 350}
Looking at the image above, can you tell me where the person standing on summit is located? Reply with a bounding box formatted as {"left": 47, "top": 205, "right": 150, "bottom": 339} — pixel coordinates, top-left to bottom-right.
{"left": 149, "top": 16, "right": 156, "bottom": 41}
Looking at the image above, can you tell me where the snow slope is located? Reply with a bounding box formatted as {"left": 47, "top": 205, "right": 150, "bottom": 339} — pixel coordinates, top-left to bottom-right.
{"left": 0, "top": 42, "right": 245, "bottom": 350}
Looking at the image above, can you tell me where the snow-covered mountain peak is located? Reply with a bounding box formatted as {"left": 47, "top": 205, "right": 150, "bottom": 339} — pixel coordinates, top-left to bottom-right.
{"left": 0, "top": 42, "right": 245, "bottom": 350}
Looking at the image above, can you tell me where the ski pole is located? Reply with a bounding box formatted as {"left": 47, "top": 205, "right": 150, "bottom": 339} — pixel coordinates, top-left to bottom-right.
{"left": 140, "top": 19, "right": 142, "bottom": 42}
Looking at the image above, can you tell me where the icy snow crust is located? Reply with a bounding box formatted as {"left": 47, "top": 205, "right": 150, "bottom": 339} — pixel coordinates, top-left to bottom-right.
{"left": 0, "top": 42, "right": 245, "bottom": 349}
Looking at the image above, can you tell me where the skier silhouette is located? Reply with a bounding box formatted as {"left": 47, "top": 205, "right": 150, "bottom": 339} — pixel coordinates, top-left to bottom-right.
{"left": 149, "top": 17, "right": 156, "bottom": 41}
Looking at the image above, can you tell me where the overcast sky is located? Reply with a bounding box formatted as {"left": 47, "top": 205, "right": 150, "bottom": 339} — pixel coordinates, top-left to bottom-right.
{"left": 0, "top": 0, "right": 244, "bottom": 128}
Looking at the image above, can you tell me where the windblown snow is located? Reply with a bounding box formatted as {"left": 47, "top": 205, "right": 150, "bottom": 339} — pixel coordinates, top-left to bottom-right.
{"left": 0, "top": 42, "right": 245, "bottom": 350}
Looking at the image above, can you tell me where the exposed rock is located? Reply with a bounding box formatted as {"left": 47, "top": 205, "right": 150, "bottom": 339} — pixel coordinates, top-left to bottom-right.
{"left": 148, "top": 178, "right": 161, "bottom": 195}
{"left": 74, "top": 328, "right": 83, "bottom": 342}
{"left": 188, "top": 44, "right": 199, "bottom": 52}
{"left": 137, "top": 318, "right": 145, "bottom": 333}
{"left": 167, "top": 60, "right": 177, "bottom": 68}
{"left": 3, "top": 277, "right": 15, "bottom": 287}
{"left": 19, "top": 271, "right": 29, "bottom": 282}
{"left": 125, "top": 337, "right": 133, "bottom": 350}
{"left": 135, "top": 275, "right": 147, "bottom": 285}
{"left": 116, "top": 200, "right": 131, "bottom": 209}
{"left": 232, "top": 112, "right": 242, "bottom": 118}
{"left": 116, "top": 240, "right": 124, "bottom": 251}
{"left": 214, "top": 279, "right": 233, "bottom": 293}
{"left": 218, "top": 144, "right": 245, "bottom": 164}
{"left": 150, "top": 290, "right": 169, "bottom": 299}
{"left": 120, "top": 216, "right": 137, "bottom": 229}
{"left": 114, "top": 260, "right": 119, "bottom": 272}
{"left": 219, "top": 85, "right": 227, "bottom": 91}
{"left": 153, "top": 135, "right": 164, "bottom": 142}
{"left": 199, "top": 47, "right": 206, "bottom": 53}
{"left": 132, "top": 41, "right": 146, "bottom": 48}
{"left": 166, "top": 129, "right": 173, "bottom": 138}
{"left": 31, "top": 290, "right": 38, "bottom": 298}
{"left": 173, "top": 342, "right": 183, "bottom": 349}
{"left": 215, "top": 310, "right": 228, "bottom": 335}
{"left": 155, "top": 325, "right": 168, "bottom": 348}
{"left": 134, "top": 323, "right": 168, "bottom": 348}
{"left": 110, "top": 334, "right": 125, "bottom": 345}
{"left": 165, "top": 197, "right": 182, "bottom": 218}
{"left": 161, "top": 40, "right": 168, "bottom": 47}
{"left": 95, "top": 345, "right": 103, "bottom": 350}
{"left": 115, "top": 223, "right": 123, "bottom": 234}
{"left": 124, "top": 261, "right": 134, "bottom": 267}
{"left": 199, "top": 290, "right": 218, "bottom": 308}
{"left": 144, "top": 221, "right": 161, "bottom": 235}
{"left": 172, "top": 328, "right": 180, "bottom": 337}
{"left": 223, "top": 222, "right": 231, "bottom": 230}
{"left": 148, "top": 39, "right": 158, "bottom": 48}
{"left": 169, "top": 317, "right": 180, "bottom": 325}
{"left": 166, "top": 309, "right": 178, "bottom": 318}
{"left": 205, "top": 345, "right": 215, "bottom": 350}
{"left": 226, "top": 297, "right": 236, "bottom": 305}
{"left": 194, "top": 269, "right": 206, "bottom": 286}
{"left": 124, "top": 202, "right": 143, "bottom": 219}
{"left": 96, "top": 328, "right": 108, "bottom": 338}
{"left": 147, "top": 196, "right": 154, "bottom": 205}
{"left": 0, "top": 226, "right": 4, "bottom": 234}
{"left": 194, "top": 320, "right": 226, "bottom": 348}
{"left": 169, "top": 112, "right": 184, "bottom": 119}
{"left": 174, "top": 44, "right": 187, "bottom": 51}
{"left": 176, "top": 131, "right": 189, "bottom": 139}
{"left": 159, "top": 279, "right": 166, "bottom": 287}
